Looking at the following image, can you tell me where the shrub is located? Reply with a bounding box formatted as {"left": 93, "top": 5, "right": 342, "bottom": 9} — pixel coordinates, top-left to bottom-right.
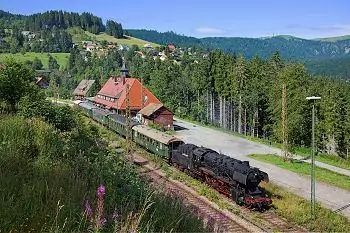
{"left": 0, "top": 116, "right": 206, "bottom": 232}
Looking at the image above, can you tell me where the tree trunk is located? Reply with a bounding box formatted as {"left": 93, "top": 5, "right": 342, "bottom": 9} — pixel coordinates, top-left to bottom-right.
{"left": 230, "top": 101, "right": 233, "bottom": 131}
{"left": 197, "top": 90, "right": 200, "bottom": 120}
{"left": 238, "top": 94, "right": 242, "bottom": 134}
{"left": 233, "top": 106, "right": 236, "bottom": 132}
{"left": 211, "top": 92, "right": 214, "bottom": 124}
{"left": 219, "top": 96, "right": 222, "bottom": 127}
{"left": 256, "top": 108, "right": 259, "bottom": 138}
{"left": 206, "top": 90, "right": 209, "bottom": 123}
{"left": 244, "top": 108, "right": 247, "bottom": 136}
{"left": 252, "top": 111, "right": 255, "bottom": 137}
{"left": 223, "top": 97, "right": 226, "bottom": 129}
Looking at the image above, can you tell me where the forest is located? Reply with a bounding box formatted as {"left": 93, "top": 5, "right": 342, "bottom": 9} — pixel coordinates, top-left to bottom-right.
{"left": 128, "top": 29, "right": 350, "bottom": 79}
{"left": 127, "top": 50, "right": 350, "bottom": 158}
{"left": 128, "top": 29, "right": 350, "bottom": 59}
{"left": 40, "top": 44, "right": 350, "bottom": 159}
{"left": 0, "top": 10, "right": 124, "bottom": 53}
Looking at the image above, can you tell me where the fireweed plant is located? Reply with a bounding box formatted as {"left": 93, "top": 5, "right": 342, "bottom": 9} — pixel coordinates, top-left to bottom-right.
{"left": 84, "top": 185, "right": 107, "bottom": 231}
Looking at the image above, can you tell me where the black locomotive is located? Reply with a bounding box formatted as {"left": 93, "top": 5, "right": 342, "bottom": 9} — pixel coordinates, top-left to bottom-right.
{"left": 171, "top": 143, "right": 272, "bottom": 209}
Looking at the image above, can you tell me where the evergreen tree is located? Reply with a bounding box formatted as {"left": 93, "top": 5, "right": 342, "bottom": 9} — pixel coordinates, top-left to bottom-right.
{"left": 48, "top": 54, "right": 60, "bottom": 70}
{"left": 32, "top": 57, "right": 43, "bottom": 70}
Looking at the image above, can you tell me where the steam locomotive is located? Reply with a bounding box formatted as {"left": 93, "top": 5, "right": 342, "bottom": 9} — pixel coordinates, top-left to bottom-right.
{"left": 171, "top": 144, "right": 271, "bottom": 209}
{"left": 77, "top": 101, "right": 272, "bottom": 209}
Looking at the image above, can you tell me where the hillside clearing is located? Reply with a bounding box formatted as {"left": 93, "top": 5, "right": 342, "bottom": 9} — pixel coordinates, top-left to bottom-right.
{"left": 0, "top": 52, "right": 69, "bottom": 70}
{"left": 68, "top": 27, "right": 160, "bottom": 47}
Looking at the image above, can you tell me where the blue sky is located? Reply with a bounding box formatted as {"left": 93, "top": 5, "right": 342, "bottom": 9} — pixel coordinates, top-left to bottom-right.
{"left": 1, "top": 0, "right": 349, "bottom": 38}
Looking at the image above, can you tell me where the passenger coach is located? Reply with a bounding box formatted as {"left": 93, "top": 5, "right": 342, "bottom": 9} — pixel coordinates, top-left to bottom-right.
{"left": 132, "top": 125, "right": 183, "bottom": 159}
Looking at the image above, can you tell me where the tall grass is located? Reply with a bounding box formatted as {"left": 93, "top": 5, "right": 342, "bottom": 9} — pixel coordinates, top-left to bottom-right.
{"left": 263, "top": 182, "right": 350, "bottom": 232}
{"left": 0, "top": 116, "right": 205, "bottom": 232}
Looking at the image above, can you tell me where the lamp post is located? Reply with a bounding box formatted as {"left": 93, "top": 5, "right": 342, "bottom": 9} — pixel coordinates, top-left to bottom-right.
{"left": 306, "top": 96, "right": 321, "bottom": 220}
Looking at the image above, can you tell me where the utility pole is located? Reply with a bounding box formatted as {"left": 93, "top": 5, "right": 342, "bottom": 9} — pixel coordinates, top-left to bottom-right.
{"left": 282, "top": 82, "right": 289, "bottom": 160}
{"left": 141, "top": 76, "right": 144, "bottom": 109}
{"left": 126, "top": 82, "right": 132, "bottom": 160}
{"left": 306, "top": 96, "right": 321, "bottom": 221}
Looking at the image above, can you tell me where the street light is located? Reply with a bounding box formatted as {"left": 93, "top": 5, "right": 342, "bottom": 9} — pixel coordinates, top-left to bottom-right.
{"left": 306, "top": 96, "right": 321, "bottom": 220}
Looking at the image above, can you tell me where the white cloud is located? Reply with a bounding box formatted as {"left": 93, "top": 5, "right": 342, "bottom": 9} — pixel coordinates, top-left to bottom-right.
{"left": 195, "top": 27, "right": 225, "bottom": 35}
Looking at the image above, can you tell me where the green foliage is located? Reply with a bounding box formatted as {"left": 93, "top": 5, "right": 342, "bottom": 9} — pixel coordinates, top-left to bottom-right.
{"left": 0, "top": 58, "right": 34, "bottom": 110}
{"left": 24, "top": 10, "right": 105, "bottom": 34}
{"left": 48, "top": 54, "right": 60, "bottom": 70}
{"left": 31, "top": 56, "right": 43, "bottom": 70}
{"left": 106, "top": 20, "right": 123, "bottom": 38}
{"left": 0, "top": 114, "right": 205, "bottom": 232}
{"left": 125, "top": 49, "right": 350, "bottom": 159}
{"left": 128, "top": 29, "right": 350, "bottom": 60}
{"left": 18, "top": 95, "right": 77, "bottom": 132}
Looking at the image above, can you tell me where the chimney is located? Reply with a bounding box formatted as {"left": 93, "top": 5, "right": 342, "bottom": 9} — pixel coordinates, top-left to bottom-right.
{"left": 120, "top": 60, "right": 129, "bottom": 85}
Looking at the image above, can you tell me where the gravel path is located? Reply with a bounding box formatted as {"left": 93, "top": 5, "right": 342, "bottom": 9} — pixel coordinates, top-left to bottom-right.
{"left": 174, "top": 118, "right": 350, "bottom": 218}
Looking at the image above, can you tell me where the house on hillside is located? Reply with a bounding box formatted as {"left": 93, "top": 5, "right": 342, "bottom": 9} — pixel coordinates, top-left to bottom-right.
{"left": 86, "top": 44, "right": 96, "bottom": 52}
{"left": 73, "top": 79, "right": 96, "bottom": 100}
{"left": 135, "top": 51, "right": 146, "bottom": 58}
{"left": 82, "top": 41, "right": 93, "bottom": 47}
{"left": 35, "top": 77, "right": 49, "bottom": 89}
{"left": 143, "top": 43, "right": 153, "bottom": 49}
{"left": 138, "top": 103, "right": 174, "bottom": 130}
{"left": 93, "top": 65, "right": 161, "bottom": 115}
{"left": 167, "top": 43, "right": 176, "bottom": 53}
{"left": 21, "top": 31, "right": 36, "bottom": 40}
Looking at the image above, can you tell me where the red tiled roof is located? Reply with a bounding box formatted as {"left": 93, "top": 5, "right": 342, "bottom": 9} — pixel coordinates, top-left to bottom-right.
{"left": 94, "top": 76, "right": 161, "bottom": 110}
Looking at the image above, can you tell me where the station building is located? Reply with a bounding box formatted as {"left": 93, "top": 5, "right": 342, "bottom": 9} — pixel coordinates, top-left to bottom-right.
{"left": 92, "top": 66, "right": 174, "bottom": 127}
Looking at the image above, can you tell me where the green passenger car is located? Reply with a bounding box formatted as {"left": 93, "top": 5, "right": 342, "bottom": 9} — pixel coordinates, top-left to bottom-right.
{"left": 132, "top": 125, "right": 183, "bottom": 159}
{"left": 108, "top": 113, "right": 139, "bottom": 137}
{"left": 78, "top": 101, "right": 95, "bottom": 118}
{"left": 92, "top": 108, "right": 110, "bottom": 126}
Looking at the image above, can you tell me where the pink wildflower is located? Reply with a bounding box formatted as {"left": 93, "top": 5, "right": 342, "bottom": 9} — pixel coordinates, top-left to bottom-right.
{"left": 97, "top": 184, "right": 106, "bottom": 198}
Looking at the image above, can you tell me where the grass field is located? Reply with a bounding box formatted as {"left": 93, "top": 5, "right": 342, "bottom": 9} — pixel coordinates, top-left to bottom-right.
{"left": 0, "top": 52, "right": 69, "bottom": 70}
{"left": 294, "top": 146, "right": 350, "bottom": 169}
{"left": 249, "top": 154, "right": 350, "bottom": 190}
{"left": 68, "top": 27, "right": 160, "bottom": 47}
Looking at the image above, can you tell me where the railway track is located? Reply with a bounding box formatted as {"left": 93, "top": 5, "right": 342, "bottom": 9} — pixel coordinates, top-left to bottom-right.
{"left": 131, "top": 153, "right": 306, "bottom": 232}
{"left": 132, "top": 154, "right": 260, "bottom": 232}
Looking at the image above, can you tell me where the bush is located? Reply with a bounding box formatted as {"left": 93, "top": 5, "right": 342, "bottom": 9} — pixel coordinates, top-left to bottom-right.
{"left": 0, "top": 116, "right": 206, "bottom": 232}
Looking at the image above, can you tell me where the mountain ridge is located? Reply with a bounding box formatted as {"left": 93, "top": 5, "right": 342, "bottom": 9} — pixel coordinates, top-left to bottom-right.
{"left": 127, "top": 29, "right": 350, "bottom": 60}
